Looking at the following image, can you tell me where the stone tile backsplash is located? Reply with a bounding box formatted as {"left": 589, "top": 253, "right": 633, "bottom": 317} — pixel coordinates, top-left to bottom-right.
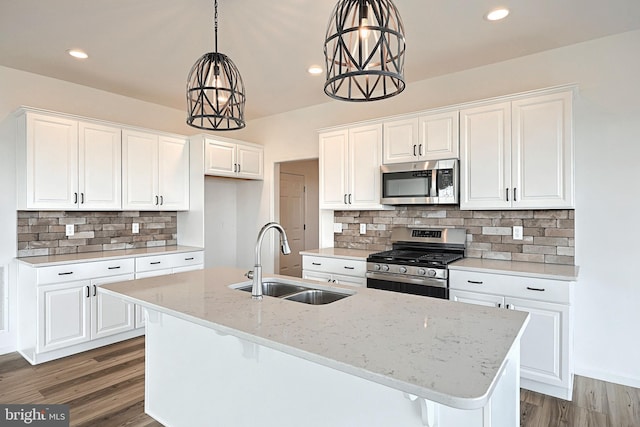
{"left": 334, "top": 206, "right": 575, "bottom": 265}
{"left": 17, "top": 211, "right": 177, "bottom": 257}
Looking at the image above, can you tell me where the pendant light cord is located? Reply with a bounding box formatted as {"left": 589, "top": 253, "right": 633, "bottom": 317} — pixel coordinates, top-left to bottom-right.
{"left": 214, "top": 0, "right": 218, "bottom": 54}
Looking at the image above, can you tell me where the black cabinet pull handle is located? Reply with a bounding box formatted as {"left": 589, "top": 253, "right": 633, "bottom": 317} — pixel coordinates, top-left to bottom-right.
{"left": 237, "top": 164, "right": 241, "bottom": 173}
{"left": 185, "top": 257, "right": 194, "bottom": 261}
{"left": 343, "top": 194, "right": 347, "bottom": 204}
{"left": 155, "top": 195, "right": 159, "bottom": 205}
{"left": 526, "top": 286, "right": 545, "bottom": 292}
{"left": 348, "top": 194, "right": 352, "bottom": 204}
{"left": 312, "top": 262, "right": 321, "bottom": 266}
{"left": 467, "top": 280, "right": 483, "bottom": 284}
{"left": 93, "top": 285, "right": 97, "bottom": 297}
{"left": 150, "top": 261, "right": 161, "bottom": 265}
{"left": 344, "top": 266, "right": 355, "bottom": 270}
{"left": 86, "top": 286, "right": 90, "bottom": 298}
{"left": 514, "top": 188, "right": 517, "bottom": 202}
{"left": 419, "top": 144, "right": 423, "bottom": 156}
{"left": 108, "top": 266, "right": 121, "bottom": 270}
{"left": 58, "top": 272, "right": 74, "bottom": 276}
{"left": 81, "top": 193, "right": 85, "bottom": 204}
{"left": 497, "top": 303, "right": 502, "bottom": 308}
{"left": 74, "top": 192, "right": 78, "bottom": 204}
{"left": 160, "top": 195, "right": 164, "bottom": 205}
{"left": 506, "top": 188, "right": 509, "bottom": 202}
{"left": 413, "top": 144, "right": 417, "bottom": 156}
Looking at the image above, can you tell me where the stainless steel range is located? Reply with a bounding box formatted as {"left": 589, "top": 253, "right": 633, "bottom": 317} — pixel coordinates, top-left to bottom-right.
{"left": 366, "top": 227, "right": 466, "bottom": 299}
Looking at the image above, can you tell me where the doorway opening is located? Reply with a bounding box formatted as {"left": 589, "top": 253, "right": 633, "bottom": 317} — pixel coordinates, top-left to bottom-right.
{"left": 275, "top": 159, "right": 319, "bottom": 277}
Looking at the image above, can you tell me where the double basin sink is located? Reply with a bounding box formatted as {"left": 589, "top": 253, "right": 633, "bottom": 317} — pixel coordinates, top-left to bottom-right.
{"left": 232, "top": 279, "right": 353, "bottom": 305}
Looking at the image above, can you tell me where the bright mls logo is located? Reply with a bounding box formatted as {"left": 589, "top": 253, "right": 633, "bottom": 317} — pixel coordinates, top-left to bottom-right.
{"left": 0, "top": 405, "right": 69, "bottom": 426}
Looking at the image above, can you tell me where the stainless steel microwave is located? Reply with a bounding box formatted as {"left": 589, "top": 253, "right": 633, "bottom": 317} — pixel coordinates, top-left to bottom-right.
{"left": 380, "top": 159, "right": 459, "bottom": 205}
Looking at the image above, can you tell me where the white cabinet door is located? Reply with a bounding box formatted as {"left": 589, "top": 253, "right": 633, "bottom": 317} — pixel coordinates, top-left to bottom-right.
{"left": 460, "top": 102, "right": 512, "bottom": 209}
{"left": 382, "top": 117, "right": 419, "bottom": 164}
{"left": 158, "top": 136, "right": 189, "bottom": 210}
{"left": 204, "top": 139, "right": 236, "bottom": 177}
{"left": 319, "top": 129, "right": 349, "bottom": 209}
{"left": 511, "top": 91, "right": 574, "bottom": 208}
{"left": 506, "top": 297, "right": 569, "bottom": 387}
{"left": 25, "top": 113, "right": 78, "bottom": 209}
{"left": 123, "top": 129, "right": 159, "bottom": 210}
{"left": 237, "top": 144, "right": 264, "bottom": 179}
{"left": 449, "top": 289, "right": 503, "bottom": 307}
{"left": 332, "top": 273, "right": 366, "bottom": 287}
{"left": 79, "top": 121, "right": 122, "bottom": 210}
{"left": 91, "top": 274, "right": 135, "bottom": 340}
{"left": 302, "top": 270, "right": 332, "bottom": 283}
{"left": 349, "top": 123, "right": 383, "bottom": 208}
{"left": 39, "top": 281, "right": 91, "bottom": 352}
{"left": 418, "top": 110, "right": 459, "bottom": 160}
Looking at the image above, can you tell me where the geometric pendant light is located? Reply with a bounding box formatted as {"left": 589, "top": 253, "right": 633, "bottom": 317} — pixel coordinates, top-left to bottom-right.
{"left": 324, "top": 0, "right": 406, "bottom": 102}
{"left": 187, "top": 0, "right": 246, "bottom": 130}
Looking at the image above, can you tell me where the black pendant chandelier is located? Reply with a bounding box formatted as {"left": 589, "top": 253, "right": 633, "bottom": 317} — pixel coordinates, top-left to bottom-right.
{"left": 324, "top": 0, "right": 406, "bottom": 102}
{"left": 187, "top": 0, "right": 246, "bottom": 130}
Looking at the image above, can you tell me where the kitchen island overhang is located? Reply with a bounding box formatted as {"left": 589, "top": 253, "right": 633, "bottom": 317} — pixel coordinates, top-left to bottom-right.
{"left": 101, "top": 267, "right": 529, "bottom": 426}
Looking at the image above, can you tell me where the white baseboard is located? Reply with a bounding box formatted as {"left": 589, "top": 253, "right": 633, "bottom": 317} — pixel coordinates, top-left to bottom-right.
{"left": 575, "top": 367, "right": 640, "bottom": 389}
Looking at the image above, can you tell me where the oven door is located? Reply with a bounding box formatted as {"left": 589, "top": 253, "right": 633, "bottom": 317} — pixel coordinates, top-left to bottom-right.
{"left": 366, "top": 272, "right": 449, "bottom": 299}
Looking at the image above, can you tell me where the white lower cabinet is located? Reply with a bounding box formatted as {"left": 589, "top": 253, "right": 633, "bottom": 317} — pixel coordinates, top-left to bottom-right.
{"left": 18, "top": 249, "right": 204, "bottom": 364}
{"left": 449, "top": 269, "right": 574, "bottom": 400}
{"left": 302, "top": 255, "right": 366, "bottom": 287}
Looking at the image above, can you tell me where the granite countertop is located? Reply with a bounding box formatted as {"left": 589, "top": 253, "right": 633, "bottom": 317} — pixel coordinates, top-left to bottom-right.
{"left": 300, "top": 247, "right": 375, "bottom": 261}
{"left": 449, "top": 258, "right": 579, "bottom": 281}
{"left": 101, "top": 267, "right": 528, "bottom": 410}
{"left": 16, "top": 245, "right": 204, "bottom": 267}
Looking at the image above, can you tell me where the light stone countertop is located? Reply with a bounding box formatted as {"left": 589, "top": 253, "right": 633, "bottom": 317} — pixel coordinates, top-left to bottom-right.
{"left": 299, "top": 247, "right": 375, "bottom": 261}
{"left": 449, "top": 258, "right": 579, "bottom": 281}
{"left": 16, "top": 245, "right": 204, "bottom": 267}
{"left": 101, "top": 266, "right": 529, "bottom": 410}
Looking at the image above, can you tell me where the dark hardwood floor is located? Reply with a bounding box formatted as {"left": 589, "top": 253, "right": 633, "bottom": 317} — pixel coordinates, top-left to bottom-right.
{"left": 1, "top": 337, "right": 639, "bottom": 426}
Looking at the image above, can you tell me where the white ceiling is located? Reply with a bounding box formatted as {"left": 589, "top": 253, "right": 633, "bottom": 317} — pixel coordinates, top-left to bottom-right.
{"left": 2, "top": 0, "right": 640, "bottom": 121}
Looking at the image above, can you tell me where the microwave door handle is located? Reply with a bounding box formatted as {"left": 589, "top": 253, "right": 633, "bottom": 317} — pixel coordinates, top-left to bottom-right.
{"left": 431, "top": 171, "right": 438, "bottom": 200}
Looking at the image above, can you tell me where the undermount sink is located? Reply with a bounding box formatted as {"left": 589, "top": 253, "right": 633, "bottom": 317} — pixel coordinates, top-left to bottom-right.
{"left": 231, "top": 279, "right": 353, "bottom": 305}
{"left": 236, "top": 281, "right": 308, "bottom": 298}
{"left": 283, "top": 289, "right": 350, "bottom": 305}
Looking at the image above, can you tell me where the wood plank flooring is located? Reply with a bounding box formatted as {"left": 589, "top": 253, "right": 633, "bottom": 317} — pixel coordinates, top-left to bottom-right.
{"left": 1, "top": 337, "right": 639, "bottom": 426}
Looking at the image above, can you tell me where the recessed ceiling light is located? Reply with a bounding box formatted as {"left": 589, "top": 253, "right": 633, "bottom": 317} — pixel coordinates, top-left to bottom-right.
{"left": 67, "top": 49, "right": 88, "bottom": 59}
{"left": 308, "top": 65, "right": 323, "bottom": 75}
{"left": 485, "top": 8, "right": 510, "bottom": 21}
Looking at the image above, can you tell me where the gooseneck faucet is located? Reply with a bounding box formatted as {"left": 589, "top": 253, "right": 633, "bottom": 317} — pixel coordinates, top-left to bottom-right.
{"left": 247, "top": 222, "right": 291, "bottom": 300}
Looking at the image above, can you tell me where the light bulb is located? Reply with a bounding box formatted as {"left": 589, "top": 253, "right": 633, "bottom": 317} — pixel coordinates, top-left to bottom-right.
{"left": 359, "top": 17, "right": 369, "bottom": 39}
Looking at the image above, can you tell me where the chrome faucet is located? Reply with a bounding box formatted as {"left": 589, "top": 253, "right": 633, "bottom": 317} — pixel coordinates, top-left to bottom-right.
{"left": 247, "top": 222, "right": 291, "bottom": 300}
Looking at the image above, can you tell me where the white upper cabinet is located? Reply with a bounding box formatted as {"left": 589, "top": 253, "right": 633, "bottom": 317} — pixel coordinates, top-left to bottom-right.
{"left": 123, "top": 129, "right": 189, "bottom": 210}
{"left": 383, "top": 111, "right": 459, "bottom": 164}
{"left": 17, "top": 110, "right": 122, "bottom": 210}
{"left": 460, "top": 89, "right": 574, "bottom": 210}
{"left": 79, "top": 121, "right": 122, "bottom": 210}
{"left": 204, "top": 138, "right": 263, "bottom": 180}
{"left": 320, "top": 123, "right": 384, "bottom": 210}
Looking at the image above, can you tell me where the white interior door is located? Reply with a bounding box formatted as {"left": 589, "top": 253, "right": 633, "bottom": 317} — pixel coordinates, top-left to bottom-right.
{"left": 279, "top": 173, "right": 305, "bottom": 277}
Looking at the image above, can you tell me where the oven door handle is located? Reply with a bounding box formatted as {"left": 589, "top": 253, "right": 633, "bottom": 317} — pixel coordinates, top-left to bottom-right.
{"left": 366, "top": 272, "right": 447, "bottom": 289}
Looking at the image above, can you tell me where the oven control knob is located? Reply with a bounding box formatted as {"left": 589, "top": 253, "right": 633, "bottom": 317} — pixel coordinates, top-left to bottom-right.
{"left": 417, "top": 268, "right": 426, "bottom": 276}
{"left": 399, "top": 266, "right": 407, "bottom": 274}
{"left": 427, "top": 269, "right": 437, "bottom": 277}
{"left": 381, "top": 264, "right": 390, "bottom": 272}
{"left": 374, "top": 264, "right": 381, "bottom": 271}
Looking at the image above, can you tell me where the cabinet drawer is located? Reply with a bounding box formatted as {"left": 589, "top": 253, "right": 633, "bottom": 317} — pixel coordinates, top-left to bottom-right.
{"left": 135, "top": 251, "right": 204, "bottom": 273}
{"left": 37, "top": 259, "right": 135, "bottom": 285}
{"left": 302, "top": 256, "right": 365, "bottom": 277}
{"left": 449, "top": 270, "right": 571, "bottom": 304}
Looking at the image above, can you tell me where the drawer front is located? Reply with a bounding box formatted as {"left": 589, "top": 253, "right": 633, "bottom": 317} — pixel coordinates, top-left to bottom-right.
{"left": 135, "top": 254, "right": 173, "bottom": 273}
{"left": 168, "top": 251, "right": 204, "bottom": 269}
{"left": 302, "top": 255, "right": 365, "bottom": 277}
{"left": 37, "top": 258, "right": 135, "bottom": 285}
{"left": 449, "top": 270, "right": 571, "bottom": 304}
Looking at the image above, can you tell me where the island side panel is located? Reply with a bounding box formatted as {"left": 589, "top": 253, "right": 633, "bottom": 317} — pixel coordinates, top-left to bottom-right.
{"left": 144, "top": 310, "right": 518, "bottom": 427}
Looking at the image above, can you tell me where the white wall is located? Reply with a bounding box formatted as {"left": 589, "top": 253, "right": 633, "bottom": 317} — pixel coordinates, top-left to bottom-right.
{"left": 241, "top": 30, "right": 640, "bottom": 387}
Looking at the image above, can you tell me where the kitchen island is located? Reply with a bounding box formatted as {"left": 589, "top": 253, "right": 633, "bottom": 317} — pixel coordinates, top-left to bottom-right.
{"left": 101, "top": 267, "right": 529, "bottom": 427}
